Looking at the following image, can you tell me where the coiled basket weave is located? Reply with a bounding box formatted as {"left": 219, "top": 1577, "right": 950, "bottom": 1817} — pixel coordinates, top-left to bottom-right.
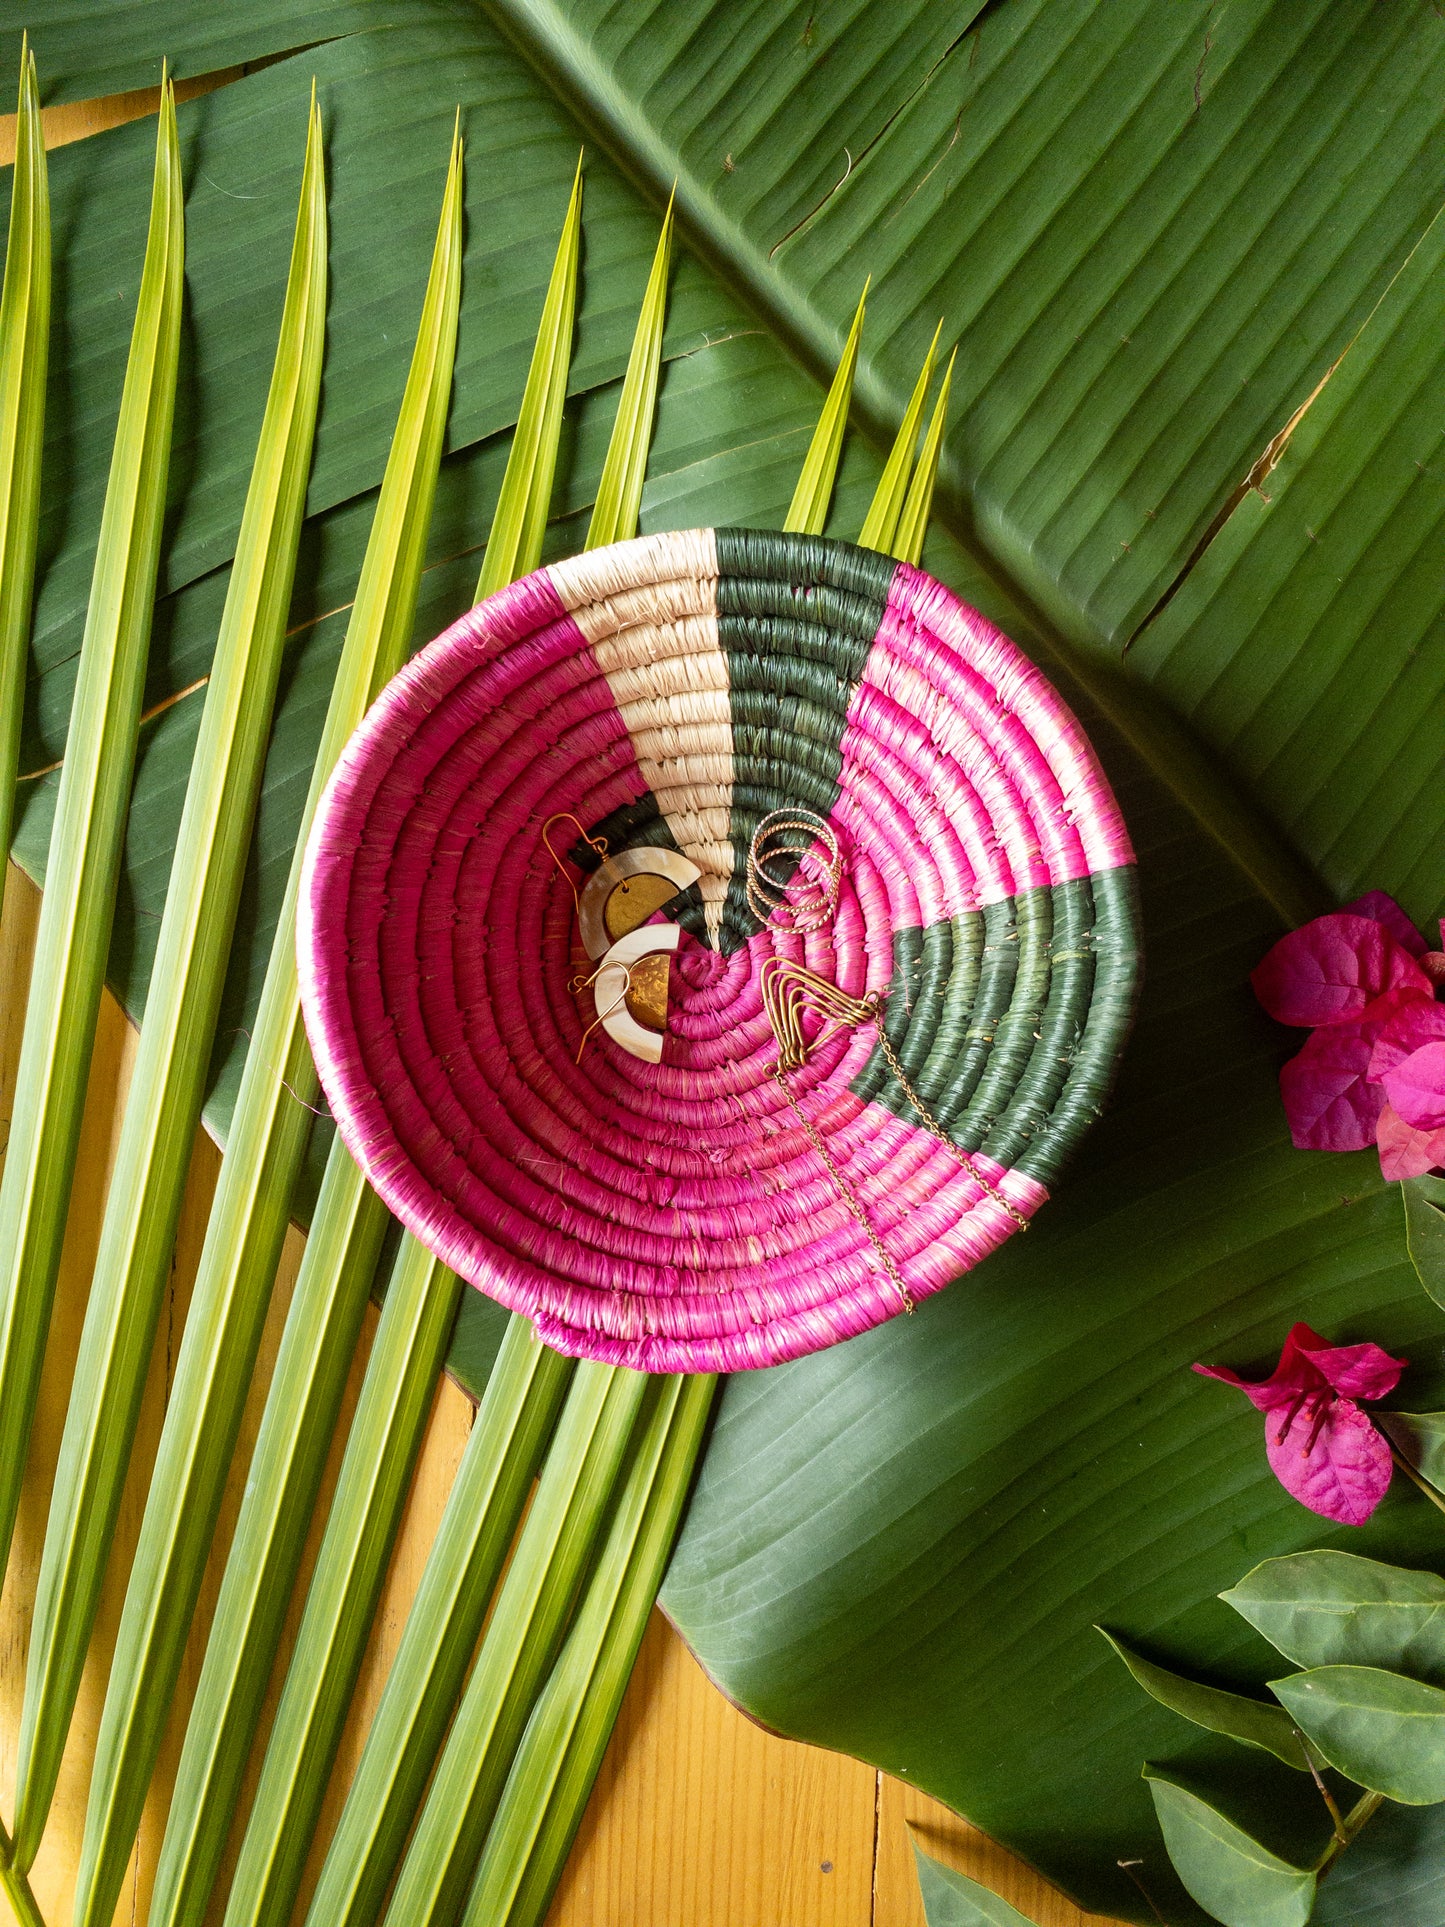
{"left": 298, "top": 529, "right": 1139, "bottom": 1372}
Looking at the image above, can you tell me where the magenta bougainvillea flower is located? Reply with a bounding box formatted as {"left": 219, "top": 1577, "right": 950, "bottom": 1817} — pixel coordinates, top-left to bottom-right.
{"left": 1194, "top": 1323, "right": 1407, "bottom": 1525}
{"left": 1252, "top": 893, "right": 1445, "bottom": 1180}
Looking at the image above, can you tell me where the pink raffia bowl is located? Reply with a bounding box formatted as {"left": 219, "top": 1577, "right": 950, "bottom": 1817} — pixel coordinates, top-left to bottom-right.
{"left": 298, "top": 529, "right": 1139, "bottom": 1372}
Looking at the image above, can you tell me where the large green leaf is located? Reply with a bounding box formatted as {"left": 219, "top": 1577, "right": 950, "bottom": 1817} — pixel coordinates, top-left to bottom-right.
{"left": 11, "top": 5, "right": 1445, "bottom": 1923}
{"left": 491, "top": 0, "right": 1445, "bottom": 636}
{"left": 1130, "top": 191, "right": 1445, "bottom": 922}
{"left": 1, "top": 4, "right": 418, "bottom": 103}
{"left": 1311, "top": 1802, "right": 1445, "bottom": 1926}
{"left": 1402, "top": 1176, "right": 1445, "bottom": 1311}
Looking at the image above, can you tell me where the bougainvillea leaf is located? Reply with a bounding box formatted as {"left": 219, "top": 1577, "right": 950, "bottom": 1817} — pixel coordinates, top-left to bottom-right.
{"left": 1223, "top": 1550, "right": 1445, "bottom": 1683}
{"left": 1271, "top": 1666, "right": 1445, "bottom": 1804}
{"left": 912, "top": 1843, "right": 1044, "bottom": 1927}
{"left": 1142, "top": 1769, "right": 1317, "bottom": 1927}
{"left": 1097, "top": 1629, "right": 1316, "bottom": 1771}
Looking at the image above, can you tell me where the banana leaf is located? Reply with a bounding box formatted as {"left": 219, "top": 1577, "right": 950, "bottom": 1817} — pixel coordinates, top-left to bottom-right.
{"left": 10, "top": 5, "right": 1445, "bottom": 1923}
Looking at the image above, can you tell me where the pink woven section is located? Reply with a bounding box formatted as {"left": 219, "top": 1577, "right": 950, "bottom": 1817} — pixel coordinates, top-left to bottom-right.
{"left": 298, "top": 533, "right": 1126, "bottom": 1372}
{"left": 873, "top": 564, "right": 1134, "bottom": 891}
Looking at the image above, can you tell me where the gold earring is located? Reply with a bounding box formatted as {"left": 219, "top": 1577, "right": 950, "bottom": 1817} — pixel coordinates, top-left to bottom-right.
{"left": 583, "top": 924, "right": 684, "bottom": 1064}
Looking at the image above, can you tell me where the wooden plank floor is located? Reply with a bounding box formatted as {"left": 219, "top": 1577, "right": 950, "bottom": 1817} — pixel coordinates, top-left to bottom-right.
{"left": 0, "top": 69, "right": 1126, "bottom": 1927}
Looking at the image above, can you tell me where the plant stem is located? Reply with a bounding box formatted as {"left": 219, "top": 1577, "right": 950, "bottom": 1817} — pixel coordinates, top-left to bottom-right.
{"left": 0, "top": 1818, "right": 41, "bottom": 1927}
{"left": 1303, "top": 1744, "right": 1346, "bottom": 1843}
{"left": 1315, "top": 1789, "right": 1385, "bottom": 1879}
{"left": 1390, "top": 1443, "right": 1445, "bottom": 1516}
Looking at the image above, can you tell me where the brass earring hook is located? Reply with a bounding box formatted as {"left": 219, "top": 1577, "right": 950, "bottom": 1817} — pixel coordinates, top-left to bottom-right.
{"left": 571, "top": 959, "right": 635, "bottom": 1064}
{"left": 541, "top": 811, "right": 610, "bottom": 916}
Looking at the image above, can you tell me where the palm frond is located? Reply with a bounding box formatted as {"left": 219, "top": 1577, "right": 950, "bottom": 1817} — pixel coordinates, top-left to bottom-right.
{"left": 856, "top": 320, "right": 942, "bottom": 555}
{"left": 13, "top": 93, "right": 328, "bottom": 1871}
{"left": 587, "top": 193, "right": 672, "bottom": 551}
{"left": 149, "top": 1126, "right": 387, "bottom": 1927}
{"left": 891, "top": 346, "right": 955, "bottom": 568}
{"left": 783, "top": 280, "right": 866, "bottom": 537}
{"left": 221, "top": 1237, "right": 463, "bottom": 1927}
{"left": 464, "top": 1371, "right": 716, "bottom": 1927}
{"left": 301, "top": 1323, "right": 573, "bottom": 1927}
{"left": 0, "top": 36, "right": 48, "bottom": 933}
{"left": 0, "top": 1810, "right": 44, "bottom": 1927}
{"left": 379, "top": 1362, "right": 649, "bottom": 1926}
{"left": 475, "top": 158, "right": 582, "bottom": 600}
{"left": 71, "top": 121, "right": 465, "bottom": 1927}
{"left": 0, "top": 75, "right": 180, "bottom": 1653}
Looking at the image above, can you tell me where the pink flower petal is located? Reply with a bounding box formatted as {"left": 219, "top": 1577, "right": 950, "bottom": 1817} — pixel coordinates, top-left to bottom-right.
{"left": 1290, "top": 1328, "right": 1406, "bottom": 1401}
{"left": 1377, "top": 1102, "right": 1445, "bottom": 1181}
{"left": 1264, "top": 1397, "right": 1394, "bottom": 1526}
{"left": 1423, "top": 952, "right": 1445, "bottom": 990}
{"left": 1368, "top": 997, "right": 1445, "bottom": 1081}
{"left": 1344, "top": 890, "right": 1429, "bottom": 957}
{"left": 1193, "top": 1360, "right": 1291, "bottom": 1415}
{"left": 1279, "top": 1022, "right": 1386, "bottom": 1151}
{"left": 1382, "top": 1041, "right": 1445, "bottom": 1132}
{"left": 1252, "top": 914, "right": 1431, "bottom": 1028}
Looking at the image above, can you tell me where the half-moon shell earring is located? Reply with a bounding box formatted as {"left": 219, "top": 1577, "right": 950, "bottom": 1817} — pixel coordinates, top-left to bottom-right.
{"left": 543, "top": 818, "right": 700, "bottom": 1064}
{"left": 576, "top": 845, "right": 701, "bottom": 960}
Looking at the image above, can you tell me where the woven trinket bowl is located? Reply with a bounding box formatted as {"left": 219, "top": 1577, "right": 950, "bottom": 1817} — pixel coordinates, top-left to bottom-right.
{"left": 298, "top": 528, "right": 1140, "bottom": 1372}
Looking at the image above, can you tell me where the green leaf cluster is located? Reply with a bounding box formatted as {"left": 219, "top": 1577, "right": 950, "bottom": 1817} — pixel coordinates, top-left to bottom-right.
{"left": 1097, "top": 1551, "right": 1445, "bottom": 1927}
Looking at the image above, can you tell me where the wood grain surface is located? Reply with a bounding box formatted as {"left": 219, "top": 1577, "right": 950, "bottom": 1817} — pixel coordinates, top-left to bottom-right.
{"left": 0, "top": 66, "right": 1126, "bottom": 1927}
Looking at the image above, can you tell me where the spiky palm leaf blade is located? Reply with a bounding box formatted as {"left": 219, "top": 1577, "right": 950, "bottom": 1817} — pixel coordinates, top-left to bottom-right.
{"left": 12, "top": 93, "right": 329, "bottom": 1870}
{"left": 0, "top": 76, "right": 181, "bottom": 1667}
{"left": 71, "top": 119, "right": 465, "bottom": 1927}
{"left": 0, "top": 37, "right": 47, "bottom": 933}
